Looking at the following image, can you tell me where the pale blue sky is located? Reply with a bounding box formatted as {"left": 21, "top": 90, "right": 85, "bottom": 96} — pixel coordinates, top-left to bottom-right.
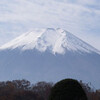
{"left": 0, "top": 0, "right": 100, "bottom": 50}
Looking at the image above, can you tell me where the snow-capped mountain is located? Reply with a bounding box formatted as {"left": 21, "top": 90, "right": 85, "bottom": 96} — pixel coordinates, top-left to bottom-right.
{"left": 0, "top": 28, "right": 100, "bottom": 88}
{"left": 0, "top": 28, "right": 99, "bottom": 54}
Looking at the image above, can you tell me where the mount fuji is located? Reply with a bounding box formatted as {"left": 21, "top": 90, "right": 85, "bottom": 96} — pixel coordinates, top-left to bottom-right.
{"left": 0, "top": 28, "right": 100, "bottom": 88}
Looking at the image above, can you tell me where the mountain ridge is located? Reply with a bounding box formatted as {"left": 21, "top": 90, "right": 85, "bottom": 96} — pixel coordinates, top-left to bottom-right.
{"left": 0, "top": 28, "right": 100, "bottom": 55}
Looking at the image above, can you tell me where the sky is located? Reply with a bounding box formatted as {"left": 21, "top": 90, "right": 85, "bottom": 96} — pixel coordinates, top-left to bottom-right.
{"left": 0, "top": 0, "right": 100, "bottom": 50}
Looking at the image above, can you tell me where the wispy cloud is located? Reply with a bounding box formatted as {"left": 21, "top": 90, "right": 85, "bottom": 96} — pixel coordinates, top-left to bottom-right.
{"left": 0, "top": 0, "right": 100, "bottom": 50}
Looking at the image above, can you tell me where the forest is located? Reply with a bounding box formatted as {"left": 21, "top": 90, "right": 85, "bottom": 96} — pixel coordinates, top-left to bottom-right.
{"left": 0, "top": 79, "right": 99, "bottom": 100}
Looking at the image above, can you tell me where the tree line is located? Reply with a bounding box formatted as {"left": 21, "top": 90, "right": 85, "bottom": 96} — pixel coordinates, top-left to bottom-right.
{"left": 0, "top": 79, "right": 99, "bottom": 100}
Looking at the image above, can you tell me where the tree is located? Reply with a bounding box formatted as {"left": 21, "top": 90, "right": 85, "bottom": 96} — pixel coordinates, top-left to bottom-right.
{"left": 32, "top": 82, "right": 53, "bottom": 100}
{"left": 49, "top": 79, "right": 88, "bottom": 100}
{"left": 14, "top": 90, "right": 37, "bottom": 100}
{"left": 12, "top": 79, "right": 31, "bottom": 90}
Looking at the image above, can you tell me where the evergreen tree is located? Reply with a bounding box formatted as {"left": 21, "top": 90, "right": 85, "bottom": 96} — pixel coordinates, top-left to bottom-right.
{"left": 49, "top": 79, "right": 88, "bottom": 100}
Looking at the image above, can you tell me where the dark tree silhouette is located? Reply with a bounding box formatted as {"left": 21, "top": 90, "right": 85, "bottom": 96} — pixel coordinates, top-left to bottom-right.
{"left": 32, "top": 82, "right": 53, "bottom": 100}
{"left": 14, "top": 90, "right": 37, "bottom": 100}
{"left": 49, "top": 79, "right": 88, "bottom": 100}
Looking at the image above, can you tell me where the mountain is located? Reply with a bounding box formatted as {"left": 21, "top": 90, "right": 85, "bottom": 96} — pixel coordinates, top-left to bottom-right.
{"left": 0, "top": 28, "right": 100, "bottom": 88}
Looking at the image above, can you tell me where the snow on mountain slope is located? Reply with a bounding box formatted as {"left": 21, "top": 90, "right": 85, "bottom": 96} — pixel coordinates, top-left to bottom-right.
{"left": 0, "top": 28, "right": 100, "bottom": 88}
{"left": 0, "top": 28, "right": 99, "bottom": 55}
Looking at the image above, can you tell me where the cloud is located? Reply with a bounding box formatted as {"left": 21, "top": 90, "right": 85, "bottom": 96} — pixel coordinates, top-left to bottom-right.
{"left": 0, "top": 0, "right": 100, "bottom": 50}
{"left": 76, "top": 0, "right": 99, "bottom": 5}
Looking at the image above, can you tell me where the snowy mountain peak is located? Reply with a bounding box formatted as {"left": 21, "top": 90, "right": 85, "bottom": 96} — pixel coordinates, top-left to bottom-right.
{"left": 0, "top": 28, "right": 99, "bottom": 54}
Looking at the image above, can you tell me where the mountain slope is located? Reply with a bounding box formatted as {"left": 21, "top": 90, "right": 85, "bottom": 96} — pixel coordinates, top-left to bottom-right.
{"left": 0, "top": 28, "right": 100, "bottom": 89}
{"left": 0, "top": 28, "right": 99, "bottom": 54}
